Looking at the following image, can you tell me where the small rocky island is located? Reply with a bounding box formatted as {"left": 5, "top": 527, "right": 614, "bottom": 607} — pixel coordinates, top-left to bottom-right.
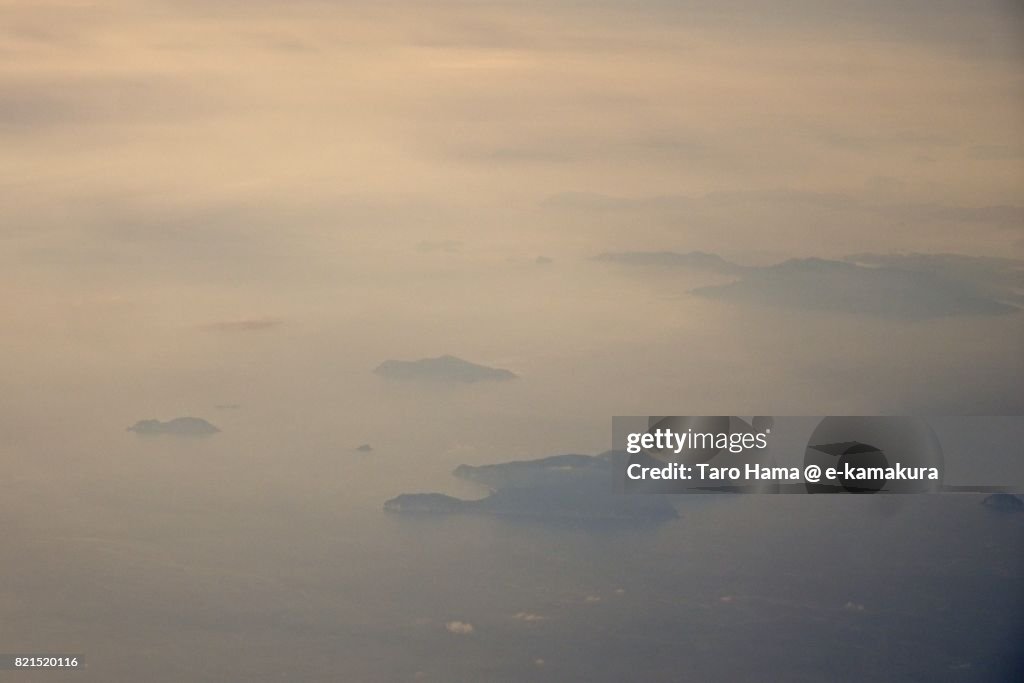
{"left": 981, "top": 493, "right": 1024, "bottom": 512}
{"left": 127, "top": 417, "right": 220, "bottom": 436}
{"left": 385, "top": 452, "right": 677, "bottom": 522}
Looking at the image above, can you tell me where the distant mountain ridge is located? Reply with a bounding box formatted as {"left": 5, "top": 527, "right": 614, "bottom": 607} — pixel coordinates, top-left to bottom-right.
{"left": 374, "top": 355, "right": 517, "bottom": 383}
{"left": 692, "top": 257, "right": 1017, "bottom": 319}
{"left": 595, "top": 249, "right": 1022, "bottom": 319}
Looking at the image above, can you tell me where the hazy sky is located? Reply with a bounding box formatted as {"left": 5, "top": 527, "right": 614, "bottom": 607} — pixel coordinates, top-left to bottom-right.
{"left": 2, "top": 0, "right": 1022, "bottom": 473}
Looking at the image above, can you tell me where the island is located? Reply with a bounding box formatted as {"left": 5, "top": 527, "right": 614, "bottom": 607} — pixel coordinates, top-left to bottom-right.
{"left": 373, "top": 355, "right": 517, "bottom": 383}
{"left": 127, "top": 417, "right": 220, "bottom": 436}
{"left": 384, "top": 452, "right": 677, "bottom": 522}
{"left": 982, "top": 493, "right": 1024, "bottom": 512}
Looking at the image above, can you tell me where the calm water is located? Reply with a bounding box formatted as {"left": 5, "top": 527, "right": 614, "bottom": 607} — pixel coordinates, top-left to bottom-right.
{"left": 4, "top": 458, "right": 1021, "bottom": 682}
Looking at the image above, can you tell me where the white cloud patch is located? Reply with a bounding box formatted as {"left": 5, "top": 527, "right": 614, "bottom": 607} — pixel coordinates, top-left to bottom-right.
{"left": 445, "top": 621, "right": 475, "bottom": 635}
{"left": 512, "top": 612, "right": 547, "bottom": 622}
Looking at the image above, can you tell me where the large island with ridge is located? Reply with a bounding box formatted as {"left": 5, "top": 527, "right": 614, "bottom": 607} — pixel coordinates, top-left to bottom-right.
{"left": 385, "top": 452, "right": 677, "bottom": 522}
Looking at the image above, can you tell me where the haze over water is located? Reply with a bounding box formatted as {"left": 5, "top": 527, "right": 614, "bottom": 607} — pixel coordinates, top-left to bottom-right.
{"left": 1, "top": 1, "right": 1022, "bottom": 680}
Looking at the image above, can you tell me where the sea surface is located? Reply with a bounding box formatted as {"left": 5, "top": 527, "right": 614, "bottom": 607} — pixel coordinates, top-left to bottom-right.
{"left": 3, "top": 453, "right": 1021, "bottom": 682}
